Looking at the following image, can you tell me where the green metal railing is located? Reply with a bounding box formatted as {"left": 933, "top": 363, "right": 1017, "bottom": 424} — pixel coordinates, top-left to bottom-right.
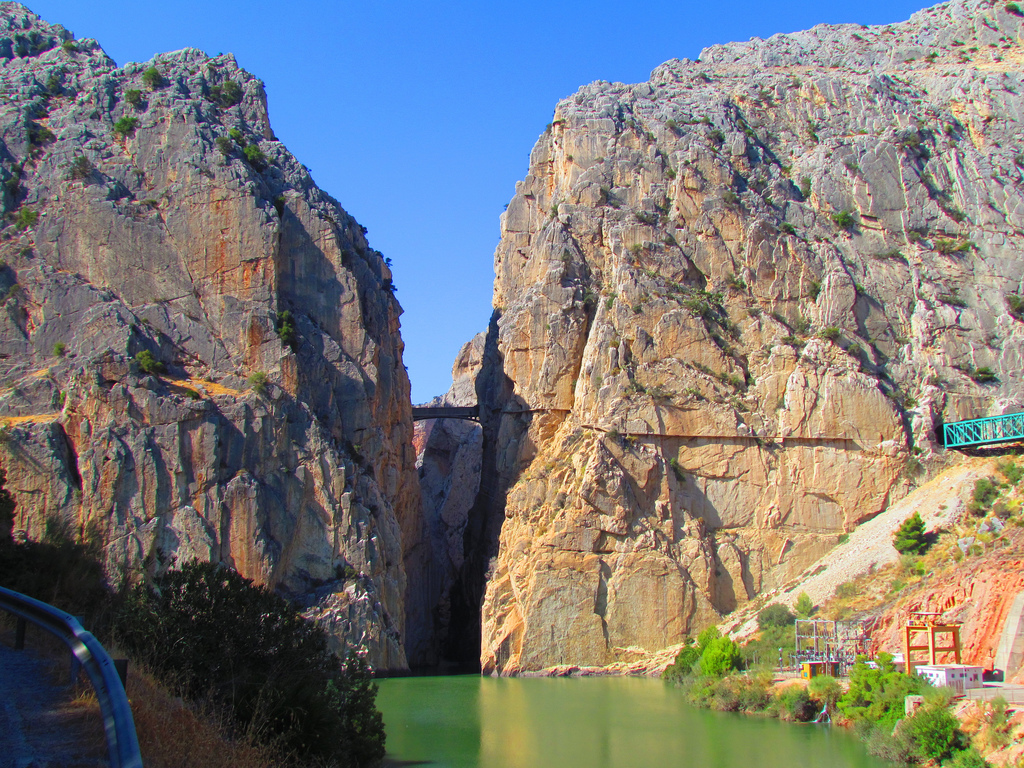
{"left": 943, "top": 412, "right": 1024, "bottom": 448}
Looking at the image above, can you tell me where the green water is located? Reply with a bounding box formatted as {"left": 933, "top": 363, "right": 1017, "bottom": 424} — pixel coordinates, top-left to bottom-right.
{"left": 377, "top": 675, "right": 887, "bottom": 768}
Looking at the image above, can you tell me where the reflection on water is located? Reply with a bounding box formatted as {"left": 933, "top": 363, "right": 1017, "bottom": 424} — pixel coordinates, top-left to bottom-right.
{"left": 378, "top": 676, "right": 886, "bottom": 768}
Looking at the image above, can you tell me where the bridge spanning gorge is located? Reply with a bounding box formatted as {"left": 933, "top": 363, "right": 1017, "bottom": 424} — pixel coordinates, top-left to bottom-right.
{"left": 944, "top": 412, "right": 1024, "bottom": 449}
{"left": 411, "top": 405, "right": 480, "bottom": 422}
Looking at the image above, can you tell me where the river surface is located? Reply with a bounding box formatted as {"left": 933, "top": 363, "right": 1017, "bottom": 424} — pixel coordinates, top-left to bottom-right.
{"left": 377, "top": 675, "right": 887, "bottom": 768}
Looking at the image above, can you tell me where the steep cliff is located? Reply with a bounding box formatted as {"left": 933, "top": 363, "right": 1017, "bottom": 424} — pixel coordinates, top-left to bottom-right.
{"left": 0, "top": 4, "right": 419, "bottom": 669}
{"left": 468, "top": 0, "right": 1024, "bottom": 673}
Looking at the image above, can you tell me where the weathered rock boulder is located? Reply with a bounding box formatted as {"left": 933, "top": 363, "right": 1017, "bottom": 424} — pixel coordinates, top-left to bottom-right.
{"left": 471, "top": 0, "right": 1024, "bottom": 673}
{"left": 0, "top": 4, "right": 419, "bottom": 670}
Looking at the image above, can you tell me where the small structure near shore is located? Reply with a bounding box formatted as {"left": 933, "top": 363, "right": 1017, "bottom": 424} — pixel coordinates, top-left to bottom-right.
{"left": 914, "top": 664, "right": 983, "bottom": 692}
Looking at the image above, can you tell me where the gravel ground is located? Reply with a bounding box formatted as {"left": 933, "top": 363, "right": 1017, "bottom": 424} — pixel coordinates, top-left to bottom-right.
{"left": 0, "top": 640, "right": 108, "bottom": 768}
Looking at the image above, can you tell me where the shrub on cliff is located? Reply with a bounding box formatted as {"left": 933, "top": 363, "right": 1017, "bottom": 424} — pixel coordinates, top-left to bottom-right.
{"left": 142, "top": 66, "right": 165, "bottom": 89}
{"left": 115, "top": 561, "right": 385, "bottom": 767}
{"left": 134, "top": 350, "right": 165, "bottom": 376}
{"left": 243, "top": 144, "right": 267, "bottom": 171}
{"left": 113, "top": 116, "right": 138, "bottom": 137}
{"left": 893, "top": 512, "right": 929, "bottom": 555}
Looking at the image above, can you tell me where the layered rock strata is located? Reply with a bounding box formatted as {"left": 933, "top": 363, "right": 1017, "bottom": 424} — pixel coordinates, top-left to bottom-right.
{"left": 0, "top": 4, "right": 419, "bottom": 669}
{"left": 472, "top": 0, "right": 1024, "bottom": 673}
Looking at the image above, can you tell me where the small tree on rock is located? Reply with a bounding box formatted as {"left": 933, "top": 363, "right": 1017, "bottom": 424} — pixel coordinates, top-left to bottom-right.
{"left": 893, "top": 512, "right": 929, "bottom": 555}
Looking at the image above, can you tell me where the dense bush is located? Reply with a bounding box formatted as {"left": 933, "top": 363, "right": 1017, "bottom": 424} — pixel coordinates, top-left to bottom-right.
{"left": 893, "top": 512, "right": 929, "bottom": 555}
{"left": 839, "top": 653, "right": 926, "bottom": 729}
{"left": 243, "top": 144, "right": 267, "bottom": 171}
{"left": 14, "top": 207, "right": 38, "bottom": 230}
{"left": 700, "top": 635, "right": 742, "bottom": 677}
{"left": 900, "top": 700, "right": 967, "bottom": 763}
{"left": 807, "top": 674, "right": 842, "bottom": 710}
{"left": 758, "top": 603, "right": 795, "bottom": 630}
{"left": 142, "top": 66, "right": 165, "bottom": 89}
{"left": 276, "top": 310, "right": 297, "bottom": 350}
{"left": 113, "top": 116, "right": 139, "bottom": 137}
{"left": 795, "top": 592, "right": 814, "bottom": 618}
{"left": 210, "top": 79, "right": 243, "bottom": 107}
{"left": 115, "top": 562, "right": 385, "bottom": 767}
{"left": 775, "top": 684, "right": 816, "bottom": 722}
{"left": 134, "top": 350, "right": 165, "bottom": 375}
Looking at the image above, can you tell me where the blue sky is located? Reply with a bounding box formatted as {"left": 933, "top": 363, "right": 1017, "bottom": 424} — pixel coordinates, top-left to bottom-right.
{"left": 29, "top": 0, "right": 930, "bottom": 402}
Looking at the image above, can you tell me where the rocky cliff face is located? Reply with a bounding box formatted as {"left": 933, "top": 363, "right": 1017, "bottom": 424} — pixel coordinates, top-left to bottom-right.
{"left": 0, "top": 4, "right": 419, "bottom": 669}
{"left": 468, "top": 0, "right": 1024, "bottom": 673}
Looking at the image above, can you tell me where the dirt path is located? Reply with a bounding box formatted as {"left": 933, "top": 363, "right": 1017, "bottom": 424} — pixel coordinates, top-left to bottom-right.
{"left": 0, "top": 641, "right": 107, "bottom": 767}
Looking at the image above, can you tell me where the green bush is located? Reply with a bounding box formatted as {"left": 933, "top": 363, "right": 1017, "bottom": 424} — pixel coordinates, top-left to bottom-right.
{"left": 215, "top": 135, "right": 234, "bottom": 155}
{"left": 997, "top": 460, "right": 1024, "bottom": 486}
{"left": 776, "top": 685, "right": 816, "bottom": 721}
{"left": 700, "top": 635, "right": 742, "bottom": 677}
{"left": 124, "top": 88, "right": 143, "bottom": 108}
{"left": 0, "top": 511, "right": 108, "bottom": 619}
{"left": 115, "top": 562, "right": 385, "bottom": 767}
{"left": 209, "top": 79, "right": 243, "bottom": 107}
{"left": 970, "top": 366, "right": 998, "bottom": 384}
{"left": 27, "top": 121, "right": 55, "bottom": 147}
{"left": 142, "top": 66, "right": 165, "bottom": 90}
{"left": 276, "top": 309, "right": 297, "bottom": 350}
{"left": 134, "top": 350, "right": 165, "bottom": 375}
{"left": 243, "top": 143, "right": 267, "bottom": 171}
{"left": 969, "top": 478, "right": 1000, "bottom": 515}
{"left": 14, "top": 207, "right": 38, "bottom": 230}
{"left": 663, "top": 642, "right": 702, "bottom": 681}
{"left": 831, "top": 209, "right": 855, "bottom": 229}
{"left": 113, "top": 116, "right": 138, "bottom": 137}
{"left": 818, "top": 326, "right": 841, "bottom": 341}
{"left": 68, "top": 155, "right": 93, "bottom": 181}
{"left": 249, "top": 371, "right": 269, "bottom": 395}
{"left": 757, "top": 603, "right": 795, "bottom": 630}
{"left": 950, "top": 747, "right": 990, "bottom": 768}
{"left": 53, "top": 341, "right": 66, "bottom": 357}
{"left": 808, "top": 675, "right": 842, "bottom": 710}
{"left": 839, "top": 653, "right": 926, "bottom": 729}
{"left": 795, "top": 592, "right": 815, "bottom": 618}
{"left": 1007, "top": 294, "right": 1024, "bottom": 320}
{"left": 893, "top": 512, "right": 929, "bottom": 554}
{"left": 901, "top": 700, "right": 968, "bottom": 763}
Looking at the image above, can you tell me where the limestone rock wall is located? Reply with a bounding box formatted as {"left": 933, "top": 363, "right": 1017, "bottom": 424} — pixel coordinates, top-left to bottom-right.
{"left": 477, "top": 0, "right": 1024, "bottom": 673}
{"left": 0, "top": 4, "right": 419, "bottom": 670}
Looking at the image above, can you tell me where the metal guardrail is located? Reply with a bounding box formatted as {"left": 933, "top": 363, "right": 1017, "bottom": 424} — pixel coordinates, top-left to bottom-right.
{"left": 0, "top": 586, "right": 143, "bottom": 768}
{"left": 943, "top": 412, "right": 1024, "bottom": 448}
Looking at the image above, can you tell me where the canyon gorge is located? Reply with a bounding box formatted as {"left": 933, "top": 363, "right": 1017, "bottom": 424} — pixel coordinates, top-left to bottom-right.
{"left": 0, "top": 0, "right": 1022, "bottom": 676}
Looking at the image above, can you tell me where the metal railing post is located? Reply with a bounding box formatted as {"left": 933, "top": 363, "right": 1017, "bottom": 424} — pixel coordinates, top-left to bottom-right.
{"left": 0, "top": 586, "right": 143, "bottom": 768}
